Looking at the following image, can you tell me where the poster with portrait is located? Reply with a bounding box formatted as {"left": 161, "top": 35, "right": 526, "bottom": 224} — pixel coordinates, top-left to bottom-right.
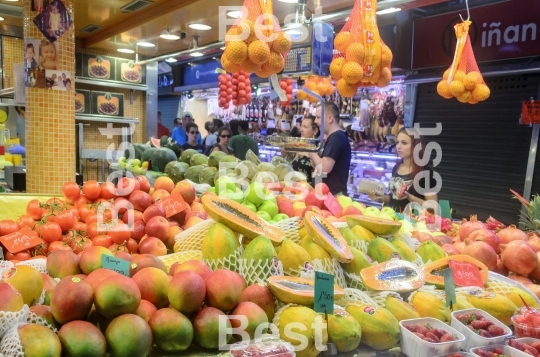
{"left": 25, "top": 39, "right": 58, "bottom": 88}
{"left": 45, "top": 70, "right": 72, "bottom": 91}
{"left": 32, "top": 0, "right": 50, "bottom": 13}
{"left": 33, "top": 0, "right": 72, "bottom": 43}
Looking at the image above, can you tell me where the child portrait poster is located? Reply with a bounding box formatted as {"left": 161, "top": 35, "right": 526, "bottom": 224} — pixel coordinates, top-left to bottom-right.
{"left": 33, "top": 0, "right": 72, "bottom": 43}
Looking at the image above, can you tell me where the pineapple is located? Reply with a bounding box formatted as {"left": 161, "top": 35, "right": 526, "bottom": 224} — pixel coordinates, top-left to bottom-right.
{"left": 511, "top": 189, "right": 540, "bottom": 231}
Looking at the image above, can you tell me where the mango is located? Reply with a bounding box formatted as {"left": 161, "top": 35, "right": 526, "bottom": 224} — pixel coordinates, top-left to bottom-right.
{"left": 193, "top": 307, "right": 232, "bottom": 349}
{"left": 278, "top": 238, "right": 312, "bottom": 276}
{"left": 500, "top": 286, "right": 540, "bottom": 309}
{"left": 243, "top": 235, "right": 277, "bottom": 262}
{"left": 202, "top": 223, "right": 240, "bottom": 266}
{"left": 367, "top": 237, "right": 401, "bottom": 263}
{"left": 50, "top": 276, "right": 94, "bottom": 325}
{"left": 410, "top": 290, "right": 473, "bottom": 323}
{"left": 105, "top": 314, "right": 152, "bottom": 357}
{"left": 416, "top": 240, "right": 446, "bottom": 264}
{"left": 384, "top": 294, "right": 420, "bottom": 322}
{"left": 230, "top": 302, "right": 269, "bottom": 339}
{"left": 327, "top": 308, "right": 362, "bottom": 352}
{"left": 346, "top": 303, "right": 400, "bottom": 350}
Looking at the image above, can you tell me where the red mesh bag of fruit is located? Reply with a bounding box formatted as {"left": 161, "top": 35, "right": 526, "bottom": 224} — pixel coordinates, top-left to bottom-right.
{"left": 329, "top": 0, "right": 393, "bottom": 97}
{"left": 437, "top": 21, "right": 490, "bottom": 104}
{"left": 221, "top": 0, "right": 291, "bottom": 78}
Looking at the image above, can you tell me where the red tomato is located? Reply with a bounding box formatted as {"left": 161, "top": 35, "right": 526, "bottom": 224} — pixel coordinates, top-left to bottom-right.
{"left": 69, "top": 207, "right": 80, "bottom": 221}
{"left": 5, "top": 250, "right": 31, "bottom": 261}
{"left": 71, "top": 237, "right": 93, "bottom": 254}
{"left": 92, "top": 234, "right": 112, "bottom": 248}
{"left": 62, "top": 181, "right": 81, "bottom": 201}
{"left": 87, "top": 221, "right": 107, "bottom": 239}
{"left": 126, "top": 238, "right": 139, "bottom": 253}
{"left": 46, "top": 197, "right": 65, "bottom": 208}
{"left": 108, "top": 243, "right": 129, "bottom": 253}
{"left": 17, "top": 215, "right": 35, "bottom": 229}
{"left": 100, "top": 181, "right": 117, "bottom": 199}
{"left": 53, "top": 210, "right": 76, "bottom": 232}
{"left": 83, "top": 180, "right": 101, "bottom": 200}
{"left": 19, "top": 226, "right": 37, "bottom": 236}
{"left": 0, "top": 219, "right": 20, "bottom": 236}
{"left": 26, "top": 199, "right": 44, "bottom": 220}
{"left": 48, "top": 241, "right": 73, "bottom": 253}
{"left": 40, "top": 222, "right": 62, "bottom": 243}
{"left": 85, "top": 213, "right": 98, "bottom": 225}
{"left": 72, "top": 221, "right": 87, "bottom": 232}
{"left": 78, "top": 204, "right": 97, "bottom": 222}
{"left": 116, "top": 177, "right": 140, "bottom": 198}
{"left": 75, "top": 196, "right": 91, "bottom": 209}
{"left": 108, "top": 222, "right": 131, "bottom": 245}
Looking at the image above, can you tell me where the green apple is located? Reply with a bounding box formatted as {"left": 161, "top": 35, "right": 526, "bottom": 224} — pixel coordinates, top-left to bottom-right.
{"left": 364, "top": 206, "right": 380, "bottom": 217}
{"left": 245, "top": 182, "right": 273, "bottom": 206}
{"left": 337, "top": 195, "right": 353, "bottom": 209}
{"left": 351, "top": 202, "right": 366, "bottom": 213}
{"left": 207, "top": 187, "right": 216, "bottom": 193}
{"left": 119, "top": 162, "right": 126, "bottom": 169}
{"left": 379, "top": 212, "right": 394, "bottom": 221}
{"left": 127, "top": 159, "right": 134, "bottom": 166}
{"left": 258, "top": 200, "right": 279, "bottom": 219}
{"left": 268, "top": 220, "right": 276, "bottom": 225}
{"left": 220, "top": 189, "right": 244, "bottom": 203}
{"left": 133, "top": 166, "right": 143, "bottom": 175}
{"left": 381, "top": 207, "right": 397, "bottom": 220}
{"left": 132, "top": 159, "right": 141, "bottom": 167}
{"left": 242, "top": 201, "right": 257, "bottom": 213}
{"left": 118, "top": 157, "right": 126, "bottom": 163}
{"left": 398, "top": 219, "right": 414, "bottom": 234}
{"left": 256, "top": 211, "right": 272, "bottom": 222}
{"left": 215, "top": 175, "right": 237, "bottom": 194}
{"left": 273, "top": 213, "right": 289, "bottom": 222}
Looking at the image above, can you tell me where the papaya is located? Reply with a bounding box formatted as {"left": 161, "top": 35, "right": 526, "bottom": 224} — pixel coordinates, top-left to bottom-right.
{"left": 345, "top": 303, "right": 400, "bottom": 350}
{"left": 410, "top": 290, "right": 473, "bottom": 323}
{"left": 360, "top": 260, "right": 425, "bottom": 293}
{"left": 350, "top": 225, "right": 376, "bottom": 242}
{"left": 303, "top": 212, "right": 353, "bottom": 263}
{"left": 339, "top": 227, "right": 363, "bottom": 248}
{"left": 416, "top": 240, "right": 446, "bottom": 263}
{"left": 267, "top": 276, "right": 345, "bottom": 305}
{"left": 243, "top": 235, "right": 277, "bottom": 262}
{"left": 384, "top": 294, "right": 420, "bottom": 322}
{"left": 341, "top": 247, "right": 373, "bottom": 275}
{"left": 327, "top": 308, "right": 362, "bottom": 352}
{"left": 346, "top": 215, "right": 402, "bottom": 236}
{"left": 278, "top": 239, "right": 312, "bottom": 276}
{"left": 422, "top": 255, "right": 489, "bottom": 288}
{"left": 367, "top": 238, "right": 401, "bottom": 263}
{"left": 389, "top": 238, "right": 417, "bottom": 262}
{"left": 298, "top": 226, "right": 309, "bottom": 241}
{"left": 201, "top": 223, "right": 240, "bottom": 265}
{"left": 461, "top": 288, "right": 518, "bottom": 326}
{"left": 500, "top": 286, "right": 540, "bottom": 309}
{"left": 201, "top": 195, "right": 284, "bottom": 244}
{"left": 300, "top": 236, "right": 332, "bottom": 261}
{"left": 277, "top": 305, "right": 327, "bottom": 357}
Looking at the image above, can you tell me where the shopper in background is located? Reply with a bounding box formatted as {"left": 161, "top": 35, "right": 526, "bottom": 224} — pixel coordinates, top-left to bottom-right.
{"left": 309, "top": 102, "right": 351, "bottom": 196}
{"left": 170, "top": 112, "right": 202, "bottom": 145}
{"left": 205, "top": 119, "right": 224, "bottom": 147}
{"left": 182, "top": 123, "right": 205, "bottom": 153}
{"left": 229, "top": 121, "right": 259, "bottom": 160}
{"left": 369, "top": 127, "right": 438, "bottom": 212}
{"left": 157, "top": 111, "right": 170, "bottom": 138}
{"left": 173, "top": 117, "right": 182, "bottom": 128}
{"left": 209, "top": 126, "right": 235, "bottom": 155}
{"left": 202, "top": 121, "right": 213, "bottom": 146}
{"left": 290, "top": 118, "right": 302, "bottom": 137}
{"left": 229, "top": 120, "right": 240, "bottom": 136}
{"left": 289, "top": 116, "right": 320, "bottom": 179}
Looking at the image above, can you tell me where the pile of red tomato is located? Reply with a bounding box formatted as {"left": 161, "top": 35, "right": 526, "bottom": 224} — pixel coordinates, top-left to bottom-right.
{"left": 218, "top": 73, "right": 232, "bottom": 109}
{"left": 279, "top": 77, "right": 294, "bottom": 106}
{"left": 232, "top": 71, "right": 252, "bottom": 106}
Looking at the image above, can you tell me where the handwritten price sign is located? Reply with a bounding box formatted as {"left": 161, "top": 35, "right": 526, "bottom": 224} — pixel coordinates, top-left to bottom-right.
{"left": 449, "top": 260, "right": 484, "bottom": 288}
{"left": 0, "top": 231, "right": 44, "bottom": 253}
{"left": 157, "top": 193, "right": 189, "bottom": 218}
{"left": 314, "top": 271, "right": 334, "bottom": 315}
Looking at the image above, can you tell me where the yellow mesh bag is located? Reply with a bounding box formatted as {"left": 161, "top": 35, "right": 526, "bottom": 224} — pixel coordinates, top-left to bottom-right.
{"left": 173, "top": 219, "right": 215, "bottom": 252}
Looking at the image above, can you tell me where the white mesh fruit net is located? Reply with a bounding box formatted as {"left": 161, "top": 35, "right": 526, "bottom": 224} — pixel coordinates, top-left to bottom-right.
{"left": 173, "top": 219, "right": 215, "bottom": 252}
{"left": 298, "top": 259, "right": 347, "bottom": 290}
{"left": 204, "top": 246, "right": 244, "bottom": 273}
{"left": 340, "top": 288, "right": 380, "bottom": 307}
{"left": 0, "top": 261, "right": 14, "bottom": 278}
{"left": 0, "top": 324, "right": 23, "bottom": 357}
{"left": 270, "top": 303, "right": 298, "bottom": 337}
{"left": 331, "top": 222, "right": 348, "bottom": 229}
{"left": 485, "top": 272, "right": 540, "bottom": 304}
{"left": 349, "top": 239, "right": 369, "bottom": 254}
{"left": 158, "top": 251, "right": 203, "bottom": 271}
{"left": 274, "top": 217, "right": 302, "bottom": 245}
{"left": 343, "top": 271, "right": 366, "bottom": 291}
{"left": 0, "top": 306, "right": 28, "bottom": 340}
{"left": 363, "top": 290, "right": 399, "bottom": 308}
{"left": 26, "top": 311, "right": 57, "bottom": 333}
{"left": 239, "top": 258, "right": 284, "bottom": 286}
{"left": 394, "top": 231, "right": 419, "bottom": 251}
{"left": 16, "top": 259, "right": 47, "bottom": 274}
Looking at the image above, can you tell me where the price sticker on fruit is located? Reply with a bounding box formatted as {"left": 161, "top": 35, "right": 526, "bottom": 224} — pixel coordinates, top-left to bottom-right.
{"left": 102, "top": 255, "right": 130, "bottom": 276}
{"left": 449, "top": 260, "right": 484, "bottom": 288}
{"left": 314, "top": 271, "right": 334, "bottom": 315}
{"left": 0, "top": 231, "right": 44, "bottom": 253}
{"left": 157, "top": 193, "right": 189, "bottom": 218}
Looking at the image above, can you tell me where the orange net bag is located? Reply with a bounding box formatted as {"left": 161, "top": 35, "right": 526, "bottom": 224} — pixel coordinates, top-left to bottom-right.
{"left": 221, "top": 0, "right": 291, "bottom": 78}
{"left": 296, "top": 75, "right": 335, "bottom": 103}
{"left": 329, "top": 0, "right": 393, "bottom": 97}
{"left": 437, "top": 21, "right": 490, "bottom": 104}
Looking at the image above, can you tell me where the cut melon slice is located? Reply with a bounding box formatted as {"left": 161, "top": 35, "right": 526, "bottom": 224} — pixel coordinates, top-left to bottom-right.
{"left": 360, "top": 260, "right": 425, "bottom": 293}
{"left": 267, "top": 275, "right": 345, "bottom": 305}
{"left": 422, "top": 255, "right": 488, "bottom": 288}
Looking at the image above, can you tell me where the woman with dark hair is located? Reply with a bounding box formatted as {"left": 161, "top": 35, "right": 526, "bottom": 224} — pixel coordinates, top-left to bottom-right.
{"left": 287, "top": 116, "right": 320, "bottom": 179}
{"left": 210, "top": 126, "right": 235, "bottom": 155}
{"left": 369, "top": 127, "right": 438, "bottom": 212}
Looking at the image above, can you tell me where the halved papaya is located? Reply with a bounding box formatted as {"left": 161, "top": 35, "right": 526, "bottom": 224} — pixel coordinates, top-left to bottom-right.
{"left": 201, "top": 195, "right": 284, "bottom": 244}
{"left": 304, "top": 211, "right": 353, "bottom": 263}
{"left": 422, "top": 254, "right": 488, "bottom": 288}
{"left": 267, "top": 275, "right": 345, "bottom": 305}
{"left": 346, "top": 215, "right": 402, "bottom": 236}
{"left": 360, "top": 260, "right": 425, "bottom": 293}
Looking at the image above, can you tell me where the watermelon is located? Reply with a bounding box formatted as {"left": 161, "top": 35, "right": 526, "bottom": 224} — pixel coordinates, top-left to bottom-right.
{"left": 125, "top": 143, "right": 150, "bottom": 161}
{"left": 150, "top": 137, "right": 161, "bottom": 148}
{"left": 141, "top": 147, "right": 159, "bottom": 163}
{"left": 165, "top": 162, "right": 189, "bottom": 183}
{"left": 150, "top": 147, "right": 177, "bottom": 172}
{"left": 160, "top": 136, "right": 182, "bottom": 158}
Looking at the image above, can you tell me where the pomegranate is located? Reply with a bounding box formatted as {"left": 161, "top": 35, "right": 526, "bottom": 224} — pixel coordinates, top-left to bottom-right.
{"left": 497, "top": 225, "right": 527, "bottom": 244}
{"left": 462, "top": 240, "right": 497, "bottom": 270}
{"left": 468, "top": 229, "right": 501, "bottom": 253}
{"left": 459, "top": 215, "right": 487, "bottom": 241}
{"left": 526, "top": 284, "right": 540, "bottom": 299}
{"left": 494, "top": 256, "right": 509, "bottom": 276}
{"left": 527, "top": 234, "right": 540, "bottom": 252}
{"left": 501, "top": 240, "right": 537, "bottom": 275}
{"left": 485, "top": 216, "right": 506, "bottom": 232}
{"left": 442, "top": 244, "right": 460, "bottom": 256}
{"left": 432, "top": 234, "right": 452, "bottom": 247}
{"left": 527, "top": 252, "right": 540, "bottom": 282}
{"left": 507, "top": 274, "right": 533, "bottom": 286}
{"left": 454, "top": 241, "right": 466, "bottom": 254}
{"left": 411, "top": 231, "right": 433, "bottom": 243}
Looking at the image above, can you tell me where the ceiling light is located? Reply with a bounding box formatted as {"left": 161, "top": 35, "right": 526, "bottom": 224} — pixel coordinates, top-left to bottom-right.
{"left": 0, "top": 17, "right": 4, "bottom": 21}
{"left": 278, "top": 0, "right": 298, "bottom": 3}
{"left": 220, "top": 46, "right": 226, "bottom": 50}
{"left": 117, "top": 48, "right": 134, "bottom": 53}
{"left": 189, "top": 24, "right": 212, "bottom": 31}
{"left": 165, "top": 58, "right": 177, "bottom": 63}
{"left": 376, "top": 7, "right": 401, "bottom": 15}
{"left": 136, "top": 41, "right": 155, "bottom": 47}
{"left": 4, "top": 0, "right": 17, "bottom": 2}
{"left": 190, "top": 51, "right": 204, "bottom": 57}
{"left": 160, "top": 29, "right": 180, "bottom": 40}
{"left": 227, "top": 11, "right": 242, "bottom": 18}
{"left": 187, "top": 91, "right": 194, "bottom": 100}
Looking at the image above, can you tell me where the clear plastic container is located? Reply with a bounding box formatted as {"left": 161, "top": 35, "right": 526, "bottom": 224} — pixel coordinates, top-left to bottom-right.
{"left": 470, "top": 344, "right": 530, "bottom": 357}
{"left": 400, "top": 317, "right": 465, "bottom": 357}
{"left": 450, "top": 308, "right": 513, "bottom": 351}
{"left": 507, "top": 337, "right": 540, "bottom": 354}
{"left": 229, "top": 336, "right": 296, "bottom": 357}
{"left": 512, "top": 315, "right": 540, "bottom": 339}
{"left": 434, "top": 353, "right": 476, "bottom": 357}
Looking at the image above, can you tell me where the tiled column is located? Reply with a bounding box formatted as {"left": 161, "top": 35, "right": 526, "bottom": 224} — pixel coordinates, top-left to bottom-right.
{"left": 23, "top": 0, "right": 75, "bottom": 193}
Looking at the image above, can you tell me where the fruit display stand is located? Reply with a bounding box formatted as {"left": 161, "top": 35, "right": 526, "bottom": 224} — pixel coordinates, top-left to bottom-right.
{"left": 0, "top": 194, "right": 62, "bottom": 221}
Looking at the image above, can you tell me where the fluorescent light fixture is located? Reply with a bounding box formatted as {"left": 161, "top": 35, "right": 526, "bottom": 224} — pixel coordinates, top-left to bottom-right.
{"left": 0, "top": 17, "right": 4, "bottom": 21}
{"left": 165, "top": 58, "right": 177, "bottom": 63}
{"left": 4, "top": 0, "right": 17, "bottom": 2}
{"left": 227, "top": 10, "right": 242, "bottom": 18}
{"left": 189, "top": 24, "right": 212, "bottom": 31}
{"left": 220, "top": 46, "right": 226, "bottom": 50}
{"left": 117, "top": 48, "right": 134, "bottom": 53}
{"left": 160, "top": 29, "right": 180, "bottom": 40}
{"left": 136, "top": 41, "right": 155, "bottom": 47}
{"left": 376, "top": 7, "right": 401, "bottom": 15}
{"left": 190, "top": 51, "right": 204, "bottom": 57}
{"left": 278, "top": 0, "right": 298, "bottom": 3}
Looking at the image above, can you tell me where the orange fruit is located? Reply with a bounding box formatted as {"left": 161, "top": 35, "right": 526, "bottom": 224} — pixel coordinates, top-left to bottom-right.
{"left": 248, "top": 40, "right": 271, "bottom": 65}
{"left": 381, "top": 45, "right": 393, "bottom": 68}
{"left": 334, "top": 31, "right": 352, "bottom": 54}
{"left": 255, "top": 66, "right": 274, "bottom": 78}
{"left": 437, "top": 80, "right": 452, "bottom": 99}
{"left": 341, "top": 62, "right": 363, "bottom": 84}
{"left": 240, "top": 59, "right": 260, "bottom": 74}
{"left": 443, "top": 68, "right": 451, "bottom": 79}
{"left": 272, "top": 32, "right": 292, "bottom": 53}
{"left": 316, "top": 82, "right": 327, "bottom": 96}
{"left": 472, "top": 83, "right": 490, "bottom": 101}
{"left": 453, "top": 70, "right": 466, "bottom": 82}
{"left": 237, "top": 19, "right": 256, "bottom": 42}
{"left": 225, "top": 40, "right": 248, "bottom": 65}
{"left": 463, "top": 71, "right": 482, "bottom": 90}
{"left": 448, "top": 80, "right": 465, "bottom": 97}
{"left": 457, "top": 90, "right": 472, "bottom": 103}
{"left": 225, "top": 27, "right": 241, "bottom": 44}
{"left": 345, "top": 42, "right": 365, "bottom": 64}
{"left": 261, "top": 51, "right": 284, "bottom": 74}
{"left": 336, "top": 78, "right": 358, "bottom": 97}
{"left": 221, "top": 56, "right": 241, "bottom": 73}
{"left": 468, "top": 97, "right": 479, "bottom": 105}
{"left": 304, "top": 81, "right": 317, "bottom": 92}
{"left": 326, "top": 84, "right": 336, "bottom": 95}
{"left": 377, "top": 67, "right": 392, "bottom": 87}
{"left": 296, "top": 90, "right": 308, "bottom": 100}
{"left": 329, "top": 57, "right": 346, "bottom": 80}
{"left": 154, "top": 176, "right": 175, "bottom": 193}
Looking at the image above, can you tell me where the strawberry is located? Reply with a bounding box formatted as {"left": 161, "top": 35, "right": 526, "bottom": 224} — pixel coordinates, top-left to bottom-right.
{"left": 486, "top": 325, "right": 505, "bottom": 337}
{"left": 439, "top": 334, "right": 455, "bottom": 342}
{"left": 413, "top": 332, "right": 425, "bottom": 339}
{"left": 523, "top": 344, "right": 539, "bottom": 356}
{"left": 431, "top": 328, "right": 446, "bottom": 338}
{"left": 426, "top": 332, "right": 440, "bottom": 342}
{"left": 414, "top": 325, "right": 429, "bottom": 335}
{"left": 493, "top": 347, "right": 504, "bottom": 355}
{"left": 531, "top": 342, "right": 540, "bottom": 351}
{"left": 471, "top": 319, "right": 490, "bottom": 329}
{"left": 422, "top": 337, "right": 437, "bottom": 343}
{"left": 478, "top": 329, "right": 492, "bottom": 338}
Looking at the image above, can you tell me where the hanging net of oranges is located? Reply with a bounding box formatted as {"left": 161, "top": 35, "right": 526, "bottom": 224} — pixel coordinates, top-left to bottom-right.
{"left": 221, "top": 0, "right": 292, "bottom": 78}
{"left": 329, "top": 0, "right": 393, "bottom": 97}
{"left": 437, "top": 20, "right": 490, "bottom": 104}
{"left": 296, "top": 76, "right": 335, "bottom": 103}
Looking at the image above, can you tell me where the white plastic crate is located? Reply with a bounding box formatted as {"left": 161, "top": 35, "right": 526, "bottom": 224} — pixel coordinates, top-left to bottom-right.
{"left": 470, "top": 344, "right": 530, "bottom": 357}
{"left": 400, "top": 317, "right": 465, "bottom": 357}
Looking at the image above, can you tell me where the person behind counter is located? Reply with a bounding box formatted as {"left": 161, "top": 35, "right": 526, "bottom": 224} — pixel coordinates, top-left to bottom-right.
{"left": 182, "top": 123, "right": 205, "bottom": 153}
{"left": 229, "top": 121, "right": 259, "bottom": 160}
{"left": 210, "top": 126, "right": 235, "bottom": 156}
{"left": 289, "top": 116, "right": 319, "bottom": 179}
{"left": 369, "top": 127, "right": 438, "bottom": 213}
{"left": 309, "top": 102, "right": 351, "bottom": 196}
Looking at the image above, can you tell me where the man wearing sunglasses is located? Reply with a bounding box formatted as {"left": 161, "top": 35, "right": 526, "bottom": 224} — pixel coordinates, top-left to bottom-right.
{"left": 171, "top": 112, "right": 202, "bottom": 145}
{"left": 181, "top": 123, "right": 205, "bottom": 153}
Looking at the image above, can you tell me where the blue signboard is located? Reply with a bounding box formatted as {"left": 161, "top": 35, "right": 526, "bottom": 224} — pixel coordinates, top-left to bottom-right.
{"left": 311, "top": 21, "right": 334, "bottom": 76}
{"left": 182, "top": 61, "right": 221, "bottom": 86}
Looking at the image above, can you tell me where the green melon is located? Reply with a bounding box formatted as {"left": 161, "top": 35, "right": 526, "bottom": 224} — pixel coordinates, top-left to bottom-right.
{"left": 151, "top": 148, "right": 177, "bottom": 172}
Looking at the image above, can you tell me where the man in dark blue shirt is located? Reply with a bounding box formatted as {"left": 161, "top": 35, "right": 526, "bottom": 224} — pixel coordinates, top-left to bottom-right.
{"left": 309, "top": 102, "right": 351, "bottom": 196}
{"left": 170, "top": 112, "right": 202, "bottom": 145}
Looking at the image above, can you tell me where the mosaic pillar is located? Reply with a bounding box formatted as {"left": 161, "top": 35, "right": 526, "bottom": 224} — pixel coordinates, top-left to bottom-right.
{"left": 23, "top": 0, "right": 75, "bottom": 193}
